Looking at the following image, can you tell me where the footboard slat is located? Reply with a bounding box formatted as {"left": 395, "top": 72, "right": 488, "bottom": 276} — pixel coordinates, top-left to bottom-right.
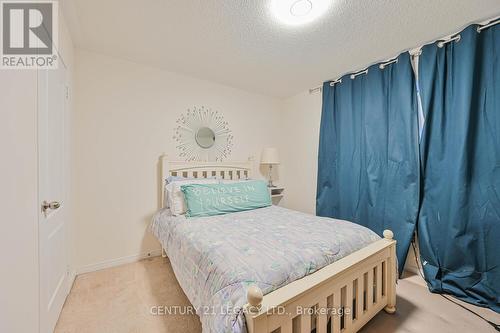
{"left": 332, "top": 289, "right": 341, "bottom": 333}
{"left": 300, "top": 313, "right": 311, "bottom": 333}
{"left": 244, "top": 231, "right": 397, "bottom": 333}
{"left": 376, "top": 263, "right": 383, "bottom": 304}
{"left": 317, "top": 299, "right": 328, "bottom": 333}
{"left": 355, "top": 275, "right": 364, "bottom": 322}
{"left": 345, "top": 282, "right": 353, "bottom": 331}
{"left": 366, "top": 268, "right": 374, "bottom": 311}
{"left": 280, "top": 317, "right": 292, "bottom": 333}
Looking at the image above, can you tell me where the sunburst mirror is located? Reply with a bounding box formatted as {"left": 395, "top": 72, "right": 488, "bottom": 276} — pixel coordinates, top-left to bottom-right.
{"left": 173, "top": 106, "right": 234, "bottom": 161}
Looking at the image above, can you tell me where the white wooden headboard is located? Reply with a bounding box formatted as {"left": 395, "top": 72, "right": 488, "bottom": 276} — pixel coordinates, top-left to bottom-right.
{"left": 160, "top": 154, "right": 253, "bottom": 207}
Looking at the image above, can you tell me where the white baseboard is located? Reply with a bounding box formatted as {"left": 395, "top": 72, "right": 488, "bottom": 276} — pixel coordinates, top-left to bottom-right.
{"left": 75, "top": 249, "right": 162, "bottom": 275}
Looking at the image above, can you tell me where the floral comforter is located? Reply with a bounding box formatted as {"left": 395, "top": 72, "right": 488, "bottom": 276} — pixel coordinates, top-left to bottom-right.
{"left": 151, "top": 205, "right": 379, "bottom": 333}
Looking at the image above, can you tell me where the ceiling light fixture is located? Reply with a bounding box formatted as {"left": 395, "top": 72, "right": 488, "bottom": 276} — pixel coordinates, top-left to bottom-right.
{"left": 290, "top": 0, "right": 313, "bottom": 17}
{"left": 271, "top": 0, "right": 330, "bottom": 26}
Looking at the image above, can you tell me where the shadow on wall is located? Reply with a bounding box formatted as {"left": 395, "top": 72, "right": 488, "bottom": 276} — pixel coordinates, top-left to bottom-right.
{"left": 140, "top": 212, "right": 161, "bottom": 257}
{"left": 139, "top": 155, "right": 165, "bottom": 256}
{"left": 258, "top": 164, "right": 280, "bottom": 185}
{"left": 157, "top": 155, "right": 164, "bottom": 210}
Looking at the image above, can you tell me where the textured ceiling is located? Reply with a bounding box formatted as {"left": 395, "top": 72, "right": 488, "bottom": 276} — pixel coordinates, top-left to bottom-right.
{"left": 63, "top": 0, "right": 500, "bottom": 98}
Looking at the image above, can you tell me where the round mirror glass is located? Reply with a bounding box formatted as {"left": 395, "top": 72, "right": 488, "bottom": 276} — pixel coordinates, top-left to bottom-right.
{"left": 195, "top": 127, "right": 216, "bottom": 149}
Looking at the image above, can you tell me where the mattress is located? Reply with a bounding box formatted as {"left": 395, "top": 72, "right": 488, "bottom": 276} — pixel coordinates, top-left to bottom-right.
{"left": 151, "top": 205, "right": 380, "bottom": 333}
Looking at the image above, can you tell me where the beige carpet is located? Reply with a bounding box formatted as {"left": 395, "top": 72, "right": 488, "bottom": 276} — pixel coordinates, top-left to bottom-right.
{"left": 55, "top": 257, "right": 499, "bottom": 333}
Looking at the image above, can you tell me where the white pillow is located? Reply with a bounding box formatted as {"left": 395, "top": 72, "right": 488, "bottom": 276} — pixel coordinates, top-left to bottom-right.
{"left": 166, "top": 179, "right": 218, "bottom": 216}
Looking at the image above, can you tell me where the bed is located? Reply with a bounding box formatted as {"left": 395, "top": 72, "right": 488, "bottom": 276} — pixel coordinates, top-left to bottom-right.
{"left": 152, "top": 155, "right": 397, "bottom": 333}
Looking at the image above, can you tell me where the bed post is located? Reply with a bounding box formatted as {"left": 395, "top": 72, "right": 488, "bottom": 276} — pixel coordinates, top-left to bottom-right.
{"left": 247, "top": 285, "right": 263, "bottom": 312}
{"left": 245, "top": 285, "right": 266, "bottom": 333}
{"left": 383, "top": 229, "right": 397, "bottom": 314}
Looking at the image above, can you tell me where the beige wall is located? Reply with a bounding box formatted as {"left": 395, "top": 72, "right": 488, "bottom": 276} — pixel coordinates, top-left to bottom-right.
{"left": 73, "top": 50, "right": 282, "bottom": 270}
{"left": 279, "top": 90, "right": 322, "bottom": 215}
{"left": 59, "top": 6, "right": 77, "bottom": 289}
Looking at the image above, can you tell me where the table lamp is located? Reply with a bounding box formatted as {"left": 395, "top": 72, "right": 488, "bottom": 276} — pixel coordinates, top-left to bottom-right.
{"left": 260, "top": 148, "right": 280, "bottom": 187}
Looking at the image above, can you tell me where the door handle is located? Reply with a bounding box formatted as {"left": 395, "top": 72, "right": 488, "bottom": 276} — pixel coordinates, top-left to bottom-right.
{"left": 42, "top": 201, "right": 61, "bottom": 212}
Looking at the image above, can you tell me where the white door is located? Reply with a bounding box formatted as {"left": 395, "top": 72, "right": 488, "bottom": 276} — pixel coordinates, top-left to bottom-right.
{"left": 38, "top": 59, "right": 69, "bottom": 333}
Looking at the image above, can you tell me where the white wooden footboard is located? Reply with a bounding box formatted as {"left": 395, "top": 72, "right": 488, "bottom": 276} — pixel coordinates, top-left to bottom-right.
{"left": 244, "top": 230, "right": 397, "bottom": 333}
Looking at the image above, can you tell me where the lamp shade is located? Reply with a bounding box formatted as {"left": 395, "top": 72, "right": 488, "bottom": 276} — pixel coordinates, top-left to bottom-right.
{"left": 260, "top": 148, "right": 280, "bottom": 164}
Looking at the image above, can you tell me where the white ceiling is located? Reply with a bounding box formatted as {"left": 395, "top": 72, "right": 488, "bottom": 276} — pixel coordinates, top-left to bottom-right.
{"left": 63, "top": 0, "right": 500, "bottom": 98}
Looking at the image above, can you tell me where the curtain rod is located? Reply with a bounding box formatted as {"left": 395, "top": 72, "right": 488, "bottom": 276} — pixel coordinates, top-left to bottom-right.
{"left": 477, "top": 17, "right": 500, "bottom": 32}
{"left": 309, "top": 15, "right": 500, "bottom": 94}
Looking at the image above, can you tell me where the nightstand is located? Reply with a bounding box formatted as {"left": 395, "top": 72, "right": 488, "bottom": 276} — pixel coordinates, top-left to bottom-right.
{"left": 269, "top": 187, "right": 284, "bottom": 205}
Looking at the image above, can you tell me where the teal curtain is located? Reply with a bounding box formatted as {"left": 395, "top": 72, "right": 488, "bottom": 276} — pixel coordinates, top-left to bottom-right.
{"left": 418, "top": 25, "right": 500, "bottom": 311}
{"left": 316, "top": 53, "right": 420, "bottom": 274}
